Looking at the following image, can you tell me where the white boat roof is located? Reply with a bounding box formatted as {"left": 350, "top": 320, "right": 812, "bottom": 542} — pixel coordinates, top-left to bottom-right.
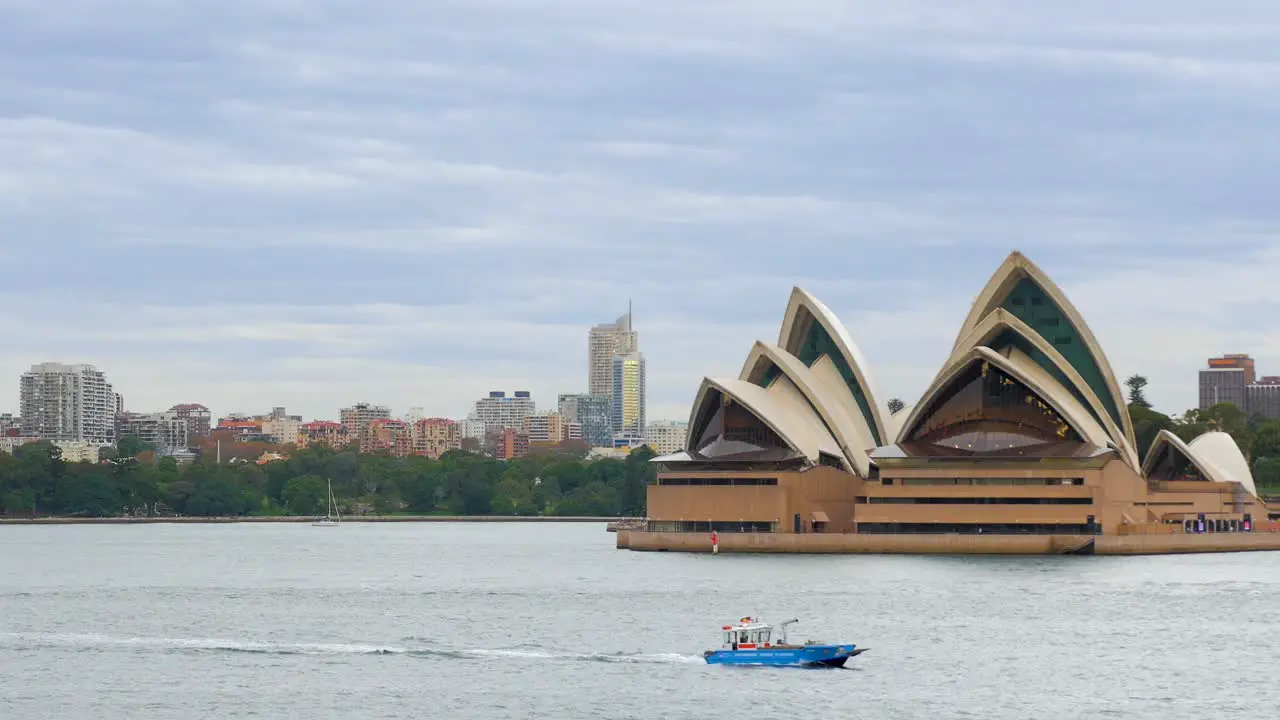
{"left": 723, "top": 621, "right": 774, "bottom": 631}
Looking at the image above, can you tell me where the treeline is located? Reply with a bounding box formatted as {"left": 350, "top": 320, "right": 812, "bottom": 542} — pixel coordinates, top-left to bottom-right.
{"left": 0, "top": 441, "right": 656, "bottom": 518}
{"left": 1126, "top": 374, "right": 1280, "bottom": 491}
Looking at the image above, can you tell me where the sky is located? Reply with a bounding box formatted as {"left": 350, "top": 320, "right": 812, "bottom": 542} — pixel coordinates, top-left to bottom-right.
{"left": 2, "top": 1, "right": 1280, "bottom": 425}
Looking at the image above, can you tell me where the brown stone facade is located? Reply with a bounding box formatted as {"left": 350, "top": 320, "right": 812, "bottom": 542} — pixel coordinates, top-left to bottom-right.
{"left": 634, "top": 456, "right": 1280, "bottom": 554}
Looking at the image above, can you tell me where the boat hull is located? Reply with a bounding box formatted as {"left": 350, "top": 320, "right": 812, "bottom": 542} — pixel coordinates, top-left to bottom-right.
{"left": 704, "top": 645, "right": 864, "bottom": 668}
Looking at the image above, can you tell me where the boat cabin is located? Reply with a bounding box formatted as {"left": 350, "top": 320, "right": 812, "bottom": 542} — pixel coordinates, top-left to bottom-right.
{"left": 719, "top": 617, "right": 797, "bottom": 650}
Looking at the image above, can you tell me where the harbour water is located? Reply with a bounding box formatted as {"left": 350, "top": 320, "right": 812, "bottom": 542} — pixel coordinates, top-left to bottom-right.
{"left": 1, "top": 522, "right": 1277, "bottom": 718}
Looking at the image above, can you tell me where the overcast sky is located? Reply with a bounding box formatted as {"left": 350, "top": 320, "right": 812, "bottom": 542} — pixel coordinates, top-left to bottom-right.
{"left": 3, "top": 1, "right": 1279, "bottom": 424}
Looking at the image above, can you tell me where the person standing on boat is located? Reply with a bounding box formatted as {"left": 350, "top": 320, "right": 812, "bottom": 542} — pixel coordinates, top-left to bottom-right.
{"left": 710, "top": 529, "right": 719, "bottom": 554}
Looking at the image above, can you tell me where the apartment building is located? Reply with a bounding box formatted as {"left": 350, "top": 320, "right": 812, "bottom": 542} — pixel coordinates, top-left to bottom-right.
{"left": 19, "top": 362, "right": 116, "bottom": 443}
{"left": 473, "top": 391, "right": 535, "bottom": 431}
{"left": 410, "top": 418, "right": 462, "bottom": 458}
{"left": 298, "top": 421, "right": 347, "bottom": 449}
{"left": 361, "top": 418, "right": 411, "bottom": 455}
{"left": 340, "top": 402, "right": 392, "bottom": 438}
{"left": 168, "top": 404, "right": 212, "bottom": 438}
{"left": 115, "top": 411, "right": 189, "bottom": 452}
{"left": 643, "top": 420, "right": 687, "bottom": 455}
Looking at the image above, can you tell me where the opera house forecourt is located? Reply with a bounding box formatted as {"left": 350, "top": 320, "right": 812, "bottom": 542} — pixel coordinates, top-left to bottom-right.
{"left": 618, "top": 251, "right": 1280, "bottom": 555}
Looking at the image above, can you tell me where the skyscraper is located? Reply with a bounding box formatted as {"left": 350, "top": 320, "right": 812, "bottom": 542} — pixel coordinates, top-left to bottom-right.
{"left": 588, "top": 304, "right": 637, "bottom": 397}
{"left": 611, "top": 351, "right": 646, "bottom": 439}
{"left": 19, "top": 362, "right": 116, "bottom": 443}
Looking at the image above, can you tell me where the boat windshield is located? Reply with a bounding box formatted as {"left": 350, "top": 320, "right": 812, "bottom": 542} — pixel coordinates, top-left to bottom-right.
{"left": 725, "top": 627, "right": 772, "bottom": 647}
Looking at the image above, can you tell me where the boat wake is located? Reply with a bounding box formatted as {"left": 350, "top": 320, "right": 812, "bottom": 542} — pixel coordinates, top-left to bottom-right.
{"left": 0, "top": 632, "right": 703, "bottom": 665}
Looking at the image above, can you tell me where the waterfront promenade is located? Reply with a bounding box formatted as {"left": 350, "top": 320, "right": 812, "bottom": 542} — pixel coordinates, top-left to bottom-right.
{"left": 616, "top": 522, "right": 1280, "bottom": 556}
{"left": 0, "top": 515, "right": 616, "bottom": 525}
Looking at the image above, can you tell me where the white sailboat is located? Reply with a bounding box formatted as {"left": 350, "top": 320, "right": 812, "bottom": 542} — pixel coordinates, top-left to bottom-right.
{"left": 312, "top": 479, "right": 341, "bottom": 527}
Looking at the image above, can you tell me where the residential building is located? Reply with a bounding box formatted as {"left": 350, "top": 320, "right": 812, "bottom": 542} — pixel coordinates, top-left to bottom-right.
{"left": 115, "top": 411, "right": 189, "bottom": 453}
{"left": 497, "top": 427, "right": 529, "bottom": 460}
{"left": 589, "top": 306, "right": 638, "bottom": 397}
{"left": 298, "top": 421, "right": 347, "bottom": 449}
{"left": 340, "top": 402, "right": 392, "bottom": 438}
{"left": 362, "top": 418, "right": 411, "bottom": 456}
{"left": 459, "top": 416, "right": 486, "bottom": 441}
{"left": 54, "top": 440, "right": 105, "bottom": 463}
{"left": 19, "top": 362, "right": 116, "bottom": 443}
{"left": 644, "top": 420, "right": 688, "bottom": 455}
{"left": 633, "top": 251, "right": 1275, "bottom": 553}
{"left": 169, "top": 403, "right": 212, "bottom": 438}
{"left": 563, "top": 422, "right": 582, "bottom": 442}
{"left": 0, "top": 437, "right": 38, "bottom": 454}
{"left": 525, "top": 412, "right": 566, "bottom": 444}
{"left": 611, "top": 352, "right": 646, "bottom": 439}
{"left": 216, "top": 414, "right": 272, "bottom": 443}
{"left": 473, "top": 391, "right": 535, "bottom": 431}
{"left": 0, "top": 413, "right": 20, "bottom": 436}
{"left": 410, "top": 418, "right": 461, "bottom": 458}
{"left": 558, "top": 393, "right": 612, "bottom": 447}
{"left": 259, "top": 407, "right": 303, "bottom": 446}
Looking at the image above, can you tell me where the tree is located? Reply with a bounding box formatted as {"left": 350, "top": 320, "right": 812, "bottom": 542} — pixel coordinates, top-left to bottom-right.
{"left": 1254, "top": 457, "right": 1280, "bottom": 491}
{"left": 1125, "top": 375, "right": 1151, "bottom": 409}
{"left": 620, "top": 445, "right": 656, "bottom": 516}
{"left": 1252, "top": 421, "right": 1280, "bottom": 461}
{"left": 282, "top": 475, "right": 328, "bottom": 515}
{"left": 1128, "top": 404, "right": 1175, "bottom": 460}
{"left": 887, "top": 398, "right": 906, "bottom": 415}
{"left": 116, "top": 434, "right": 156, "bottom": 460}
{"left": 491, "top": 476, "right": 533, "bottom": 515}
{"left": 0, "top": 440, "right": 648, "bottom": 518}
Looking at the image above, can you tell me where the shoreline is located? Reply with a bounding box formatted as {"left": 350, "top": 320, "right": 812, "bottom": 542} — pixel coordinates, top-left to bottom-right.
{"left": 616, "top": 529, "right": 1280, "bottom": 555}
{"left": 0, "top": 515, "right": 619, "bottom": 525}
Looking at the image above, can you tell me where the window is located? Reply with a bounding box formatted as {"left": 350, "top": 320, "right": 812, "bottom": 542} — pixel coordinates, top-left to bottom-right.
{"left": 856, "top": 522, "right": 1094, "bottom": 535}
{"left": 657, "top": 477, "right": 778, "bottom": 486}
{"left": 906, "top": 361, "right": 1082, "bottom": 455}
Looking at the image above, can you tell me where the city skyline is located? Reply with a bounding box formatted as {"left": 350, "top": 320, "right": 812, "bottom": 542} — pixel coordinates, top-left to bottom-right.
{"left": 4, "top": 4, "right": 1280, "bottom": 425}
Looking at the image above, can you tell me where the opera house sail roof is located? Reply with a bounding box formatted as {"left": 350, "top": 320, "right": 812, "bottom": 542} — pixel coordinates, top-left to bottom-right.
{"left": 653, "top": 250, "right": 1261, "bottom": 500}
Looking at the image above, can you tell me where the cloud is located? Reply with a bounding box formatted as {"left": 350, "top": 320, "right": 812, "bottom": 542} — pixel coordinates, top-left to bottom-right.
{"left": 1, "top": 0, "right": 1279, "bottom": 429}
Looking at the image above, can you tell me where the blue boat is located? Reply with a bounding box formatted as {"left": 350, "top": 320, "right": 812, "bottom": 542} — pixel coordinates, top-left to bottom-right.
{"left": 703, "top": 617, "right": 866, "bottom": 668}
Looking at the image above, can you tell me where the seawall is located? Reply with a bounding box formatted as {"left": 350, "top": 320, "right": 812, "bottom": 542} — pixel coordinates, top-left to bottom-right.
{"left": 616, "top": 530, "right": 1280, "bottom": 555}
{"left": 0, "top": 516, "right": 614, "bottom": 525}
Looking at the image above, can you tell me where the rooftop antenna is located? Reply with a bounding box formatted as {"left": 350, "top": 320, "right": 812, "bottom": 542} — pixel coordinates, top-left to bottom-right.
{"left": 628, "top": 298, "right": 632, "bottom": 331}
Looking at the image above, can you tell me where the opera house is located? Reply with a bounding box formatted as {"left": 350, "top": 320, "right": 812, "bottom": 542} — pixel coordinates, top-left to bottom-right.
{"left": 619, "top": 252, "right": 1280, "bottom": 555}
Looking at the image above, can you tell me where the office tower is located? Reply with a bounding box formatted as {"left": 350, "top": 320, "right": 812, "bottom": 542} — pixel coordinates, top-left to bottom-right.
{"left": 1199, "top": 354, "right": 1254, "bottom": 411}
{"left": 611, "top": 351, "right": 646, "bottom": 439}
{"left": 558, "top": 392, "right": 612, "bottom": 447}
{"left": 588, "top": 305, "right": 638, "bottom": 397}
{"left": 19, "top": 362, "right": 116, "bottom": 443}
